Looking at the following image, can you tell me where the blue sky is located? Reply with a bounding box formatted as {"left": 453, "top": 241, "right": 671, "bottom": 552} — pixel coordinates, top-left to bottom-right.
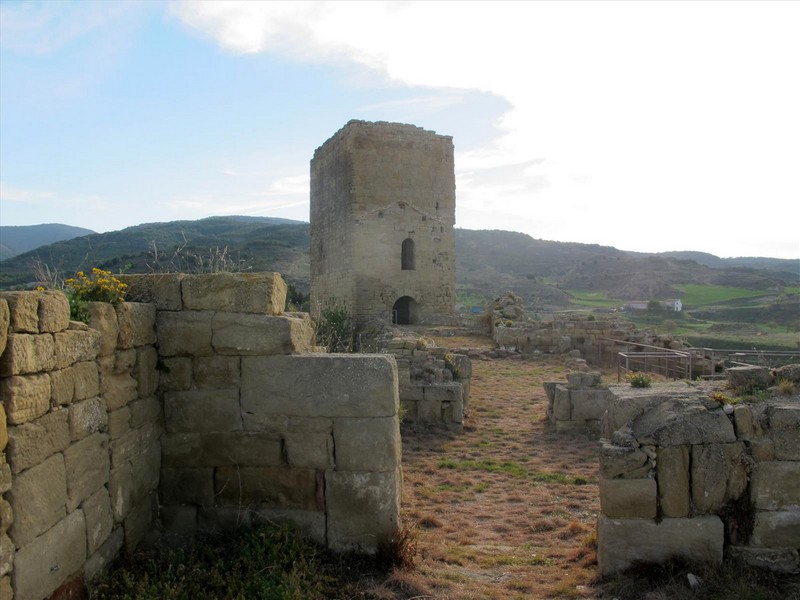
{"left": 1, "top": 1, "right": 799, "bottom": 259}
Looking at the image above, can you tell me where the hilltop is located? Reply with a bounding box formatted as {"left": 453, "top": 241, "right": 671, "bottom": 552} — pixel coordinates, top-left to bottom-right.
{"left": 0, "top": 217, "right": 797, "bottom": 317}
{"left": 0, "top": 223, "right": 96, "bottom": 261}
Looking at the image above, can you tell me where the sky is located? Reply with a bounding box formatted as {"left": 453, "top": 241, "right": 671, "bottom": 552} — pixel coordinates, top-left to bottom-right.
{"left": 1, "top": 1, "right": 799, "bottom": 260}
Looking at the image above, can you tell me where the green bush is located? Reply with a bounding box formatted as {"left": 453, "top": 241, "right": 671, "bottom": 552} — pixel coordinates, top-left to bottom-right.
{"left": 626, "top": 371, "right": 652, "bottom": 388}
{"left": 313, "top": 303, "right": 354, "bottom": 352}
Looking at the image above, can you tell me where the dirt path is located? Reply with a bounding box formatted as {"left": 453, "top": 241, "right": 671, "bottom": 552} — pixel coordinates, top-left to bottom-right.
{"left": 375, "top": 339, "right": 604, "bottom": 599}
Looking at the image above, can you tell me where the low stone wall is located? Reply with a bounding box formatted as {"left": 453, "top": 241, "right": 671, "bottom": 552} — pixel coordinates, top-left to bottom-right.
{"left": 544, "top": 371, "right": 610, "bottom": 436}
{"left": 597, "top": 381, "right": 800, "bottom": 576}
{"left": 493, "top": 316, "right": 684, "bottom": 363}
{"left": 386, "top": 336, "right": 471, "bottom": 428}
{"left": 0, "top": 291, "right": 159, "bottom": 600}
{"left": 0, "top": 272, "right": 404, "bottom": 599}
{"left": 125, "top": 272, "right": 402, "bottom": 553}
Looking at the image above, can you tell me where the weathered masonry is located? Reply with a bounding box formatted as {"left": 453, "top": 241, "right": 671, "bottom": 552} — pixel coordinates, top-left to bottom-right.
{"left": 310, "top": 120, "right": 456, "bottom": 326}
{"left": 0, "top": 273, "right": 402, "bottom": 600}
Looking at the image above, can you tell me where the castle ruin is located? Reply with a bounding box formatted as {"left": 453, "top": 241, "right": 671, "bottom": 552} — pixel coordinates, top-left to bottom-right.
{"left": 310, "top": 120, "right": 456, "bottom": 326}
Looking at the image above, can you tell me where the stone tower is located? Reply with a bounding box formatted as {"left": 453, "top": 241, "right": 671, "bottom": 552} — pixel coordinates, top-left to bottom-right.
{"left": 310, "top": 120, "right": 456, "bottom": 326}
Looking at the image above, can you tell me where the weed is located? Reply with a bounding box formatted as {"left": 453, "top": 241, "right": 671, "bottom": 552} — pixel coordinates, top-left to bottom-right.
{"left": 626, "top": 371, "right": 652, "bottom": 388}
{"left": 777, "top": 378, "right": 796, "bottom": 396}
{"left": 313, "top": 302, "right": 354, "bottom": 352}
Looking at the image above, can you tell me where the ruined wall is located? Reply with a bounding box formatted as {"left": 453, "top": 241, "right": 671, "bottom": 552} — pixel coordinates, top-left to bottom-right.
{"left": 126, "top": 272, "right": 402, "bottom": 554}
{"left": 0, "top": 273, "right": 404, "bottom": 599}
{"left": 597, "top": 382, "right": 800, "bottom": 575}
{"left": 0, "top": 291, "right": 159, "bottom": 600}
{"left": 386, "top": 336, "right": 472, "bottom": 429}
{"left": 544, "top": 371, "right": 611, "bottom": 436}
{"left": 311, "top": 120, "right": 456, "bottom": 325}
{"left": 493, "top": 316, "right": 684, "bottom": 363}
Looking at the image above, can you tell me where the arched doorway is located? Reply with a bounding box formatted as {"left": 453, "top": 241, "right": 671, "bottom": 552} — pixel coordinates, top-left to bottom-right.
{"left": 392, "top": 296, "right": 418, "bottom": 325}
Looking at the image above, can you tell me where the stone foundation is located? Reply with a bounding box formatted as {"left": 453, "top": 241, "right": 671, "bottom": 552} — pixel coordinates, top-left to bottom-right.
{"left": 544, "top": 371, "right": 610, "bottom": 436}
{"left": 597, "top": 380, "right": 800, "bottom": 576}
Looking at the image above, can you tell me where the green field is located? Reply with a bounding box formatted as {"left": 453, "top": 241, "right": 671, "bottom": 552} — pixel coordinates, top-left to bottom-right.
{"left": 567, "top": 285, "right": 800, "bottom": 350}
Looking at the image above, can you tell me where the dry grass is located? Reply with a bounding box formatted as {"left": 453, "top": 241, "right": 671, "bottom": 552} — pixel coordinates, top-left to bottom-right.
{"left": 393, "top": 332, "right": 601, "bottom": 599}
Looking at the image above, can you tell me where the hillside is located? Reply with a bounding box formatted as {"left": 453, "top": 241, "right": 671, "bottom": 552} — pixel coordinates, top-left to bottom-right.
{"left": 1, "top": 218, "right": 796, "bottom": 313}
{"left": 0, "top": 223, "right": 96, "bottom": 261}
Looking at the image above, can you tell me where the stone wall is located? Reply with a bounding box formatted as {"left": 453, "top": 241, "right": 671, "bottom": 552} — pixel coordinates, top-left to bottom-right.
{"left": 0, "top": 272, "right": 404, "bottom": 599}
{"left": 597, "top": 381, "right": 800, "bottom": 576}
{"left": 493, "top": 315, "right": 685, "bottom": 363}
{"left": 0, "top": 291, "right": 159, "bottom": 600}
{"left": 544, "top": 371, "right": 611, "bottom": 436}
{"left": 125, "top": 272, "right": 402, "bottom": 554}
{"left": 386, "top": 336, "right": 471, "bottom": 429}
{"left": 310, "top": 120, "right": 456, "bottom": 326}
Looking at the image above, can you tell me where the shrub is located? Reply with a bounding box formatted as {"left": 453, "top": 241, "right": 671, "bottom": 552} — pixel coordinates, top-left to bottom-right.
{"left": 777, "top": 378, "right": 796, "bottom": 396}
{"left": 313, "top": 303, "right": 354, "bottom": 352}
{"left": 64, "top": 268, "right": 127, "bottom": 323}
{"left": 626, "top": 371, "right": 652, "bottom": 388}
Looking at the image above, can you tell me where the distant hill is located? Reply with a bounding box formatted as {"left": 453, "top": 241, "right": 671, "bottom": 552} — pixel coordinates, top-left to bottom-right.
{"left": 0, "top": 218, "right": 796, "bottom": 313}
{"left": 0, "top": 223, "right": 96, "bottom": 261}
{"left": 656, "top": 251, "right": 799, "bottom": 280}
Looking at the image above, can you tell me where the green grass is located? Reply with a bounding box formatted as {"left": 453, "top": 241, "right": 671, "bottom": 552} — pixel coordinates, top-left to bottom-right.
{"left": 90, "top": 523, "right": 385, "bottom": 600}
{"left": 566, "top": 290, "right": 621, "bottom": 309}
{"left": 674, "top": 284, "right": 771, "bottom": 308}
{"left": 438, "top": 459, "right": 591, "bottom": 485}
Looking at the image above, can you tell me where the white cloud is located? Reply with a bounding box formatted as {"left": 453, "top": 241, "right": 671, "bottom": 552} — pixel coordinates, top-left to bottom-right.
{"left": 144, "top": 2, "right": 800, "bottom": 257}
{"left": 0, "top": 183, "right": 54, "bottom": 204}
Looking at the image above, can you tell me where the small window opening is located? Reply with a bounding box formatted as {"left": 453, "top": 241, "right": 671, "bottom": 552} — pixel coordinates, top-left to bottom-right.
{"left": 401, "top": 238, "right": 415, "bottom": 270}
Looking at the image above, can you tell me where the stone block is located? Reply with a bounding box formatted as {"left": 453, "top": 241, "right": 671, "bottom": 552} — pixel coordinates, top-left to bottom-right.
{"left": 241, "top": 355, "right": 398, "bottom": 420}
{"left": 8, "top": 453, "right": 67, "bottom": 547}
{"left": 750, "top": 461, "right": 800, "bottom": 511}
{"left": 733, "top": 404, "right": 755, "bottom": 440}
{"left": 109, "top": 463, "right": 134, "bottom": 522}
{"left": 160, "top": 505, "right": 198, "bottom": 536}
{"left": 53, "top": 329, "right": 101, "bottom": 369}
{"left": 254, "top": 507, "right": 327, "bottom": 544}
{"left": 0, "top": 499, "right": 10, "bottom": 536}
{"left": 160, "top": 467, "right": 215, "bottom": 505}
{"left": 597, "top": 515, "right": 724, "bottom": 575}
{"left": 284, "top": 431, "right": 334, "bottom": 469}
{"left": 0, "top": 405, "right": 5, "bottom": 453}
{"left": 726, "top": 365, "right": 772, "bottom": 391}
{"left": 70, "top": 396, "right": 108, "bottom": 440}
{"left": 73, "top": 360, "right": 100, "bottom": 401}
{"left": 632, "top": 398, "right": 736, "bottom": 447}
{"left": 116, "top": 302, "right": 156, "bottom": 349}
{"left": 211, "top": 313, "right": 313, "bottom": 355}
{"left": 727, "top": 546, "right": 800, "bottom": 574}
{"left": 164, "top": 389, "right": 242, "bottom": 433}
{"left": 156, "top": 310, "right": 214, "bottom": 357}
{"left": 128, "top": 395, "right": 161, "bottom": 429}
{"left": 570, "top": 389, "right": 609, "bottom": 421}
{"left": 0, "top": 333, "right": 55, "bottom": 376}
{"left": 751, "top": 438, "right": 776, "bottom": 462}
{"left": 135, "top": 346, "right": 159, "bottom": 397}
{"left": 118, "top": 273, "right": 183, "bottom": 310}
{"left": 422, "top": 383, "right": 462, "bottom": 403}
{"left": 215, "top": 466, "right": 320, "bottom": 510}
{"left": 109, "top": 426, "right": 141, "bottom": 469}
{"left": 2, "top": 373, "right": 51, "bottom": 425}
{"left": 87, "top": 301, "right": 119, "bottom": 356}
{"left": 64, "top": 432, "right": 110, "bottom": 511}
{"left": 0, "top": 292, "right": 38, "bottom": 333}
{"left": 769, "top": 404, "right": 800, "bottom": 460}
{"left": 7, "top": 410, "right": 70, "bottom": 474}
{"left": 107, "top": 407, "right": 131, "bottom": 439}
{"left": 102, "top": 371, "right": 138, "bottom": 411}
{"left": 599, "top": 477, "right": 657, "bottom": 518}
{"left": 193, "top": 355, "right": 241, "bottom": 389}
{"left": 691, "top": 442, "right": 747, "bottom": 514}
{"left": 83, "top": 486, "right": 114, "bottom": 555}
{"left": 161, "top": 432, "right": 283, "bottom": 468}
{"left": 124, "top": 492, "right": 155, "bottom": 549}
{"left": 552, "top": 386, "right": 571, "bottom": 421}
{"left": 130, "top": 442, "right": 161, "bottom": 499}
{"left": 599, "top": 442, "right": 648, "bottom": 479}
{"left": 333, "top": 417, "right": 400, "bottom": 472}
{"left": 182, "top": 272, "right": 287, "bottom": 315}
{"left": 0, "top": 299, "right": 8, "bottom": 357}
{"left": 158, "top": 356, "right": 192, "bottom": 390}
{"left": 84, "top": 525, "right": 124, "bottom": 583}
{"left": 752, "top": 511, "right": 800, "bottom": 548}
{"left": 0, "top": 464, "right": 10, "bottom": 495}
{"left": 12, "top": 509, "right": 87, "bottom": 600}
{"left": 38, "top": 290, "right": 71, "bottom": 333}
{"left": 656, "top": 445, "right": 690, "bottom": 517}
{"left": 0, "top": 534, "right": 10, "bottom": 577}
{"left": 326, "top": 468, "right": 402, "bottom": 554}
